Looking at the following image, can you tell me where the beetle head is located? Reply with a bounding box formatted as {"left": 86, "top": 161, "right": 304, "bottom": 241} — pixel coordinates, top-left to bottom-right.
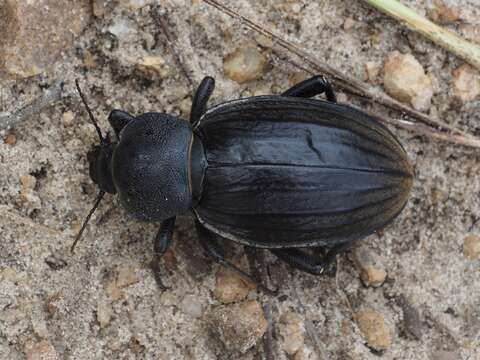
{"left": 87, "top": 138, "right": 117, "bottom": 195}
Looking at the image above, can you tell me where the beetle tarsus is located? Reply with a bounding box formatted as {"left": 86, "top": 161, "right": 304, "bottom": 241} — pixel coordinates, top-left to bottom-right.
{"left": 195, "top": 221, "right": 277, "bottom": 295}
{"left": 270, "top": 247, "right": 329, "bottom": 275}
{"left": 150, "top": 259, "right": 170, "bottom": 291}
{"left": 190, "top": 76, "right": 215, "bottom": 126}
{"left": 150, "top": 217, "right": 176, "bottom": 291}
{"left": 282, "top": 75, "right": 337, "bottom": 102}
{"left": 271, "top": 241, "right": 355, "bottom": 275}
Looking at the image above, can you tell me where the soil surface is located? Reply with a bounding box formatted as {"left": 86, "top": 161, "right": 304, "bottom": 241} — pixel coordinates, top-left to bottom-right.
{"left": 1, "top": 0, "right": 479, "bottom": 359}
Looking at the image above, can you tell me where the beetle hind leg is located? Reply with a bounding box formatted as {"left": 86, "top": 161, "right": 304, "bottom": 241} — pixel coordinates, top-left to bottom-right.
{"left": 195, "top": 221, "right": 276, "bottom": 295}
{"left": 270, "top": 241, "right": 352, "bottom": 276}
{"left": 270, "top": 248, "right": 327, "bottom": 275}
{"left": 282, "top": 75, "right": 337, "bottom": 102}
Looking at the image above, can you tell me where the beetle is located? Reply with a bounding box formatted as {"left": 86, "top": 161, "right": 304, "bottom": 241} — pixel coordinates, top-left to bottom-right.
{"left": 72, "top": 75, "right": 413, "bottom": 288}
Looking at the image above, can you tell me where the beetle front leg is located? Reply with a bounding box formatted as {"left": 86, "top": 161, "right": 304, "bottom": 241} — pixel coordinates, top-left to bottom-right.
{"left": 150, "top": 216, "right": 176, "bottom": 290}
{"left": 108, "top": 109, "right": 135, "bottom": 139}
{"left": 195, "top": 221, "right": 276, "bottom": 295}
{"left": 282, "top": 75, "right": 337, "bottom": 102}
{"left": 190, "top": 76, "right": 216, "bottom": 126}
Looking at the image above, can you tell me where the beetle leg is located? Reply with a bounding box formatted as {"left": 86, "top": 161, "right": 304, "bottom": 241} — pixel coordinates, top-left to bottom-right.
{"left": 195, "top": 221, "right": 277, "bottom": 295}
{"left": 271, "top": 241, "right": 354, "bottom": 275}
{"left": 270, "top": 248, "right": 328, "bottom": 275}
{"left": 108, "top": 109, "right": 135, "bottom": 139}
{"left": 190, "top": 76, "right": 216, "bottom": 126}
{"left": 281, "top": 75, "right": 337, "bottom": 102}
{"left": 150, "top": 216, "right": 176, "bottom": 290}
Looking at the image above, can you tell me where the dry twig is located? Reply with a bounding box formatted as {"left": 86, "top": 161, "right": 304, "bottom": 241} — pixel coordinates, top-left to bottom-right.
{"left": 362, "top": 0, "right": 480, "bottom": 70}
{"left": 291, "top": 283, "right": 329, "bottom": 359}
{"left": 152, "top": 8, "right": 194, "bottom": 88}
{"left": 0, "top": 82, "right": 63, "bottom": 130}
{"left": 244, "top": 248, "right": 275, "bottom": 360}
{"left": 203, "top": 0, "right": 480, "bottom": 149}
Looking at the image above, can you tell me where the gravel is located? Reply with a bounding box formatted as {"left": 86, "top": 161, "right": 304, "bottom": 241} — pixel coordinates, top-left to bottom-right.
{"left": 1, "top": 0, "right": 479, "bottom": 359}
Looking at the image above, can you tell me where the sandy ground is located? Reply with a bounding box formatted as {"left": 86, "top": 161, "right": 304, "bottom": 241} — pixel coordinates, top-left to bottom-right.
{"left": 1, "top": 0, "right": 479, "bottom": 359}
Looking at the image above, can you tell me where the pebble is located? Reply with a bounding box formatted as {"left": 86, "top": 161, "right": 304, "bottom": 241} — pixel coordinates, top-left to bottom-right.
{"left": 279, "top": 311, "right": 305, "bottom": 355}
{"left": 20, "top": 188, "right": 41, "bottom": 210}
{"left": 25, "top": 340, "right": 58, "bottom": 360}
{"left": 180, "top": 294, "right": 204, "bottom": 318}
{"left": 4, "top": 133, "right": 17, "bottom": 145}
{"left": 134, "top": 55, "right": 170, "bottom": 79}
{"left": 97, "top": 299, "right": 113, "bottom": 328}
{"left": 452, "top": 64, "right": 480, "bottom": 104}
{"left": 116, "top": 264, "right": 140, "bottom": 288}
{"left": 179, "top": 97, "right": 192, "bottom": 118}
{"left": 223, "top": 45, "right": 268, "bottom": 84}
{"left": 92, "top": 0, "right": 108, "bottom": 18}
{"left": 45, "top": 293, "right": 63, "bottom": 317}
{"left": 343, "top": 18, "right": 356, "bottom": 31}
{"left": 208, "top": 300, "right": 267, "bottom": 353}
{"left": 352, "top": 246, "right": 387, "bottom": 287}
{"left": 356, "top": 308, "right": 393, "bottom": 351}
{"left": 365, "top": 61, "right": 381, "bottom": 83}
{"left": 0, "top": 0, "right": 92, "bottom": 78}
{"left": 62, "top": 111, "right": 75, "bottom": 127}
{"left": 463, "top": 234, "right": 480, "bottom": 260}
{"left": 427, "top": 0, "right": 460, "bottom": 25}
{"left": 383, "top": 51, "right": 433, "bottom": 111}
{"left": 294, "top": 347, "right": 317, "bottom": 360}
{"left": 213, "top": 262, "right": 255, "bottom": 304}
{"left": 20, "top": 175, "right": 37, "bottom": 190}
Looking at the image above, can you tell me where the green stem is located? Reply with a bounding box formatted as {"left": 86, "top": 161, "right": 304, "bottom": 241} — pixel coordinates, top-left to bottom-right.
{"left": 363, "top": 0, "right": 480, "bottom": 70}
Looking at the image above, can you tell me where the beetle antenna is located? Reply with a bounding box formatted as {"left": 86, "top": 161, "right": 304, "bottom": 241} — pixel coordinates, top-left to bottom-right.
{"left": 75, "top": 79, "right": 104, "bottom": 143}
{"left": 70, "top": 190, "right": 106, "bottom": 254}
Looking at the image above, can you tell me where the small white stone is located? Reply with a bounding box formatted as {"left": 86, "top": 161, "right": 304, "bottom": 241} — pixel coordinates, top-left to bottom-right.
{"left": 213, "top": 260, "right": 255, "bottom": 304}
{"left": 20, "top": 175, "right": 37, "bottom": 190}
{"left": 134, "top": 55, "right": 170, "bottom": 78}
{"left": 223, "top": 45, "right": 268, "bottom": 84}
{"left": 279, "top": 311, "right": 305, "bottom": 355}
{"left": 25, "top": 341, "right": 58, "bottom": 360}
{"left": 352, "top": 246, "right": 387, "bottom": 287}
{"left": 356, "top": 308, "right": 393, "bottom": 350}
{"left": 62, "top": 111, "right": 75, "bottom": 127}
{"left": 452, "top": 64, "right": 480, "bottom": 104}
{"left": 463, "top": 234, "right": 480, "bottom": 260}
{"left": 209, "top": 300, "right": 267, "bottom": 353}
{"left": 365, "top": 61, "right": 381, "bottom": 82}
{"left": 383, "top": 51, "right": 433, "bottom": 111}
{"left": 180, "top": 295, "right": 204, "bottom": 318}
{"left": 97, "top": 299, "right": 113, "bottom": 328}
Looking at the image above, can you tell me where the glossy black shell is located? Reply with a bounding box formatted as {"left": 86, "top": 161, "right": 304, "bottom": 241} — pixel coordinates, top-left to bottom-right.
{"left": 193, "top": 96, "right": 413, "bottom": 249}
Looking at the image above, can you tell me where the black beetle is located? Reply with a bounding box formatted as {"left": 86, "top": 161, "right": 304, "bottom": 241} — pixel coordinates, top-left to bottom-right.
{"left": 73, "top": 75, "right": 413, "bottom": 287}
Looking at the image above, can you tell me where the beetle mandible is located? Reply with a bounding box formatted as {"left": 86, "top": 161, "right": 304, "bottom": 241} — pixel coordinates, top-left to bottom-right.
{"left": 73, "top": 75, "right": 413, "bottom": 288}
